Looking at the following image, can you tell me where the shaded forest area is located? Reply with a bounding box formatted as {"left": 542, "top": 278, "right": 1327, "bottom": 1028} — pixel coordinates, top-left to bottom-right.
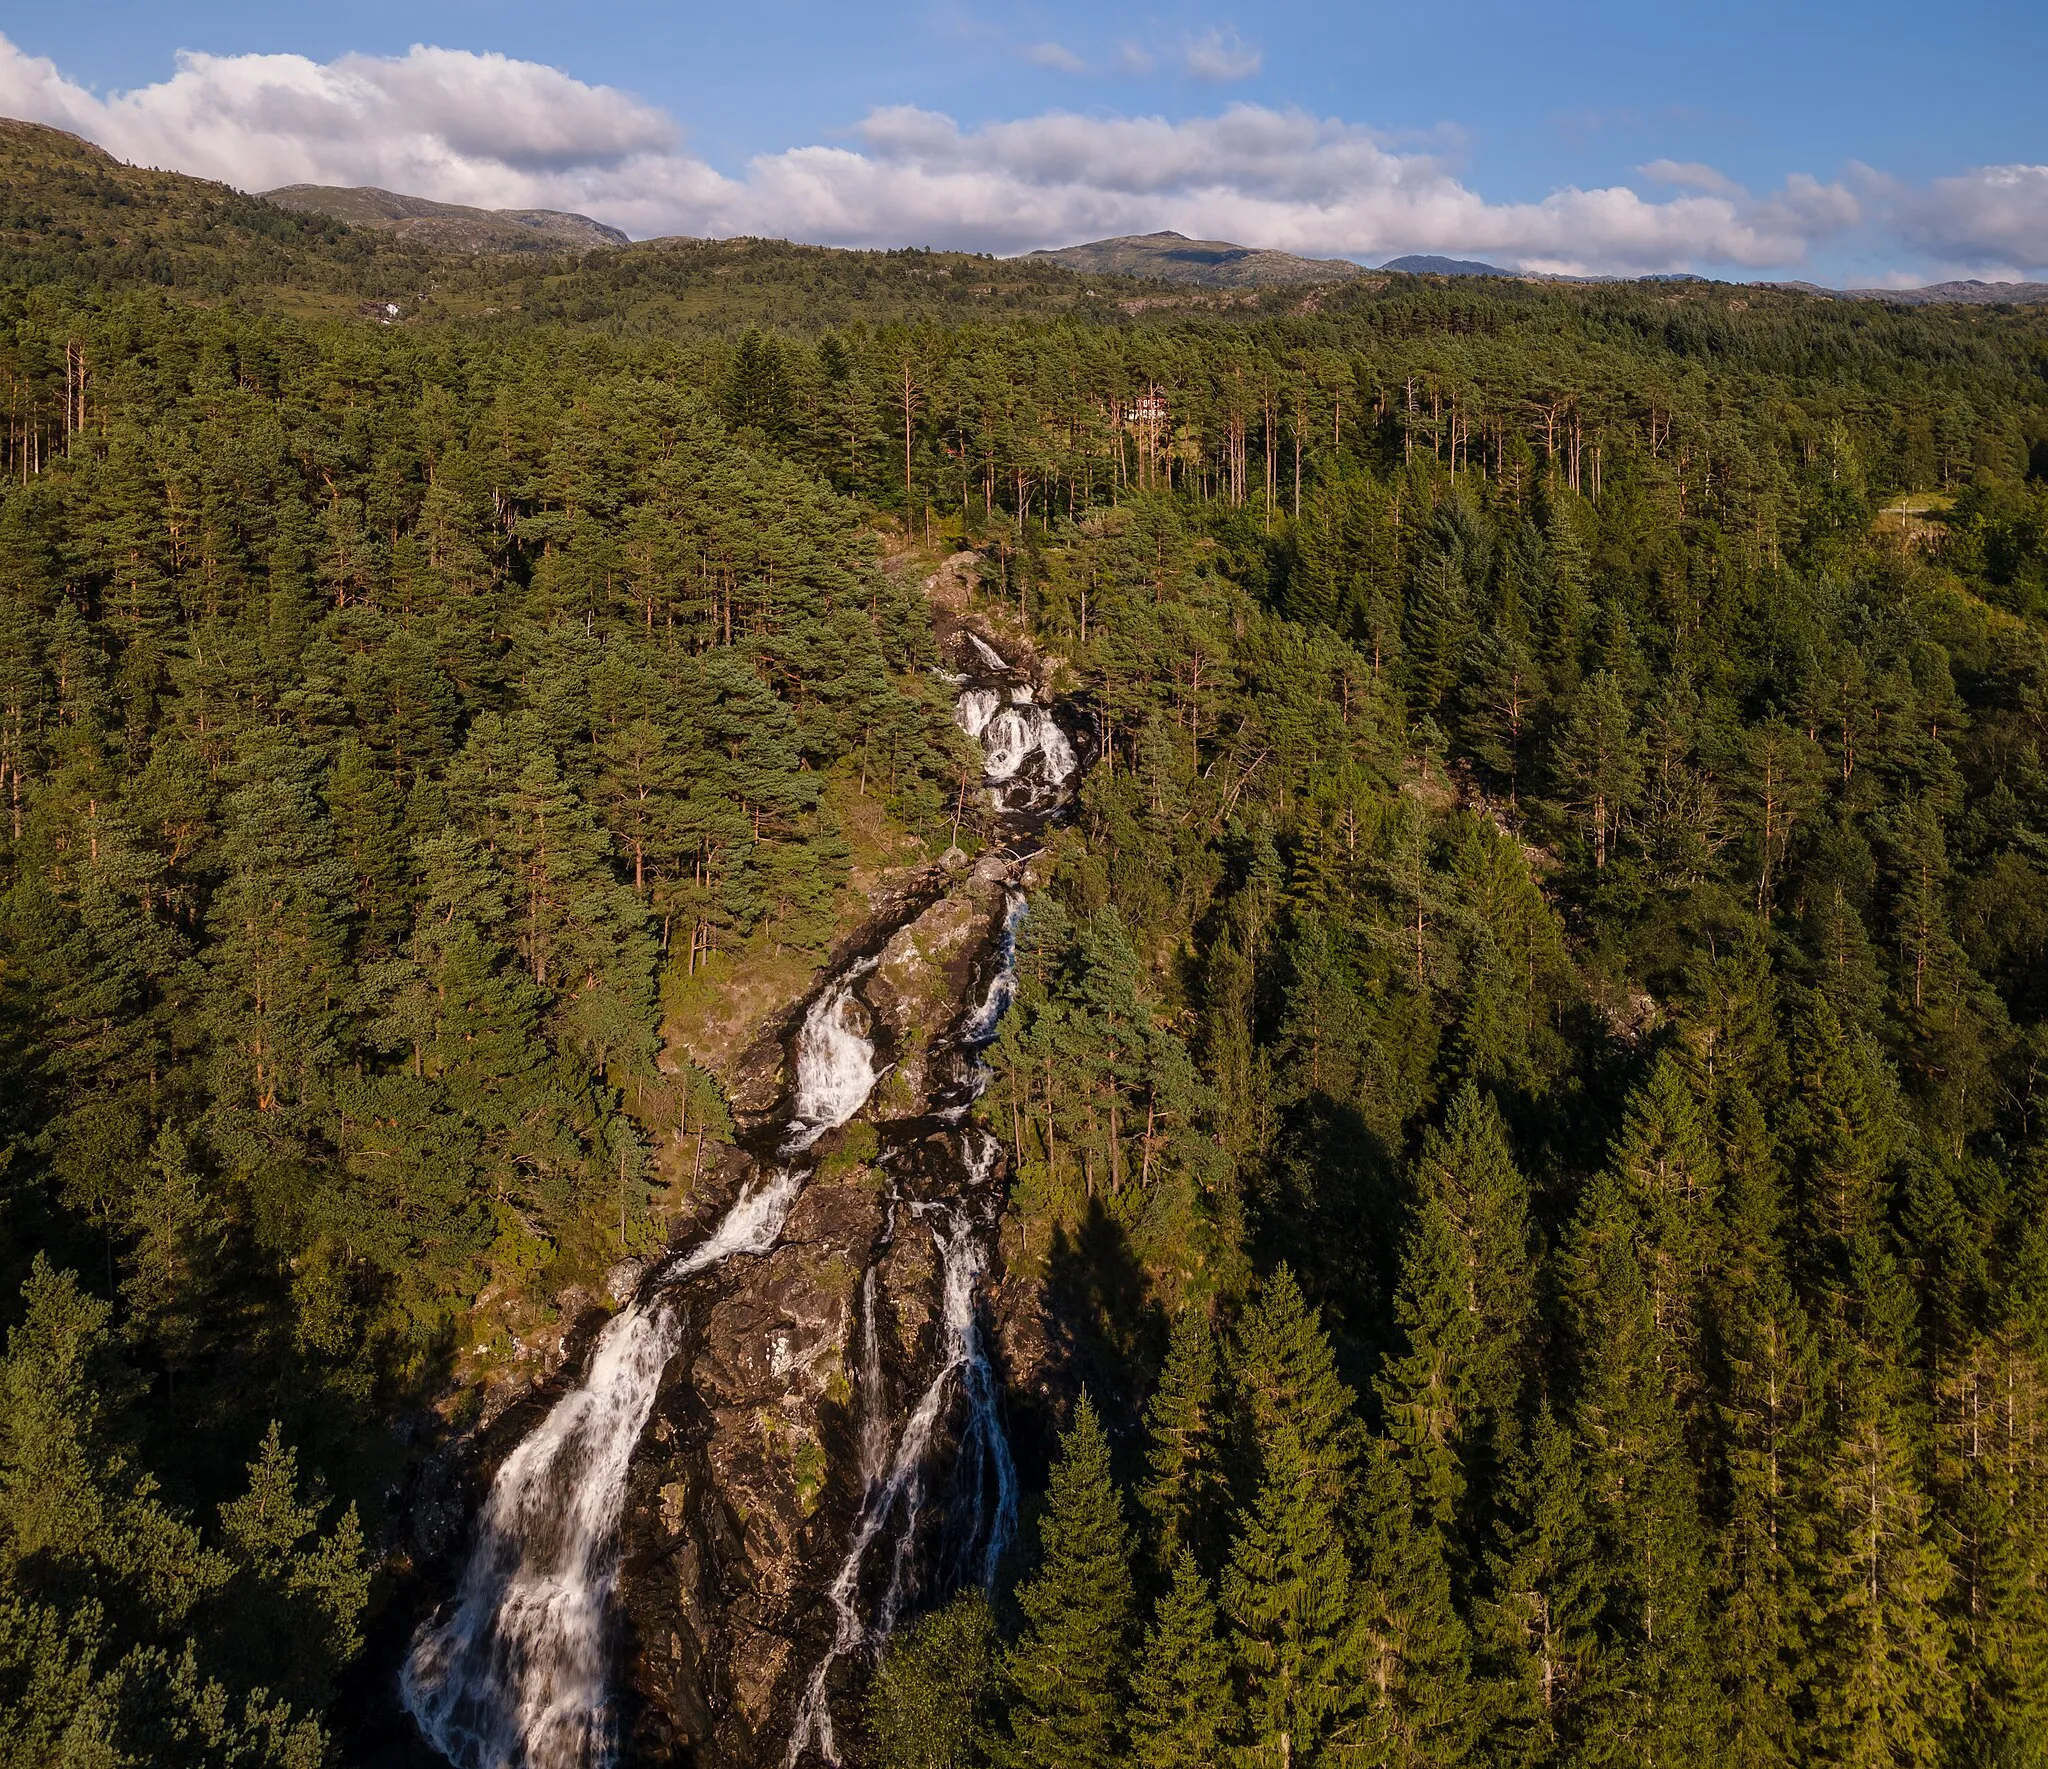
{"left": 3, "top": 116, "right": 2048, "bottom": 1765}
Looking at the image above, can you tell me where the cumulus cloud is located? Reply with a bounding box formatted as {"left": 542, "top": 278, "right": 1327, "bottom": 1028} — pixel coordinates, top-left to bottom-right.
{"left": 0, "top": 31, "right": 1885, "bottom": 274}
{"left": 1181, "top": 28, "right": 1263, "bottom": 83}
{"left": 1888, "top": 162, "right": 2048, "bottom": 276}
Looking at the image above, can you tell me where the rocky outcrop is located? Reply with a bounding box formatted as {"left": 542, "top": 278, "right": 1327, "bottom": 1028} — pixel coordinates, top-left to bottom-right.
{"left": 613, "top": 861, "right": 1016, "bottom": 1766}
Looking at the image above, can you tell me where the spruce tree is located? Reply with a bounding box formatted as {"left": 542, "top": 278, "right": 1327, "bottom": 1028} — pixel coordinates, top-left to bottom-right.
{"left": 1558, "top": 1171, "right": 1721, "bottom": 1765}
{"left": 1127, "top": 1549, "right": 1240, "bottom": 1769}
{"left": 1229, "top": 1266, "right": 1363, "bottom": 1515}
{"left": 1000, "top": 1394, "right": 1134, "bottom": 1769}
{"left": 1140, "top": 1305, "right": 1229, "bottom": 1577}
{"left": 1808, "top": 1359, "right": 1959, "bottom": 1765}
{"left": 1350, "top": 1439, "right": 1475, "bottom": 1767}
{"left": 865, "top": 1592, "right": 997, "bottom": 1769}
{"left": 1472, "top": 1407, "right": 1605, "bottom": 1768}
{"left": 1221, "top": 1423, "right": 1367, "bottom": 1769}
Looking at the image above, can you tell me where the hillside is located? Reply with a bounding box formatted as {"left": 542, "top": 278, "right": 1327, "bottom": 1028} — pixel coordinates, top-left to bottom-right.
{"left": 1377, "top": 252, "right": 1515, "bottom": 276}
{"left": 263, "top": 183, "right": 628, "bottom": 253}
{"left": 0, "top": 115, "right": 1194, "bottom": 328}
{"left": 1025, "top": 228, "right": 1369, "bottom": 287}
{"left": 0, "top": 114, "right": 402, "bottom": 295}
{"left": 8, "top": 98, "right": 2048, "bottom": 1769}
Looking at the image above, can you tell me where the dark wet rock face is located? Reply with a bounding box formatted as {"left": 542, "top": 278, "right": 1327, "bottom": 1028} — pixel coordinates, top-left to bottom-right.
{"left": 399, "top": 629, "right": 1078, "bottom": 1769}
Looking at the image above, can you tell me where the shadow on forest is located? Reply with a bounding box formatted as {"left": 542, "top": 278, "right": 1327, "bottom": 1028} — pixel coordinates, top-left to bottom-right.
{"left": 1251, "top": 1094, "right": 1403, "bottom": 1393}
{"left": 1028, "top": 1199, "right": 1168, "bottom": 1470}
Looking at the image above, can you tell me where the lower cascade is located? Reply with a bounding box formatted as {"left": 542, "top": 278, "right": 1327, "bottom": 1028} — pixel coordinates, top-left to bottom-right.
{"left": 402, "top": 626, "right": 1071, "bottom": 1769}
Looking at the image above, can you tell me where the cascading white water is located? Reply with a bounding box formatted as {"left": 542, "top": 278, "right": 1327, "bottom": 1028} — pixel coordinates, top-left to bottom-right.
{"left": 410, "top": 624, "right": 1061, "bottom": 1769}
{"left": 952, "top": 687, "right": 1002, "bottom": 741}
{"left": 784, "top": 1201, "right": 991, "bottom": 1769}
{"left": 404, "top": 960, "right": 884, "bottom": 1769}
{"left": 401, "top": 1301, "right": 681, "bottom": 1769}
{"left": 787, "top": 960, "right": 882, "bottom": 1150}
{"left": 952, "top": 634, "right": 1078, "bottom": 815}
{"left": 854, "top": 1262, "right": 892, "bottom": 1486}
{"left": 961, "top": 892, "right": 1026, "bottom": 1048}
{"left": 942, "top": 1133, "right": 1020, "bottom": 1596}
{"left": 980, "top": 704, "right": 1077, "bottom": 794}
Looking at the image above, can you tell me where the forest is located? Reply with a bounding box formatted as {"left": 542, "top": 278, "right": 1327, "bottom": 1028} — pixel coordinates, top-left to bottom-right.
{"left": 4, "top": 115, "right": 2048, "bottom": 1767}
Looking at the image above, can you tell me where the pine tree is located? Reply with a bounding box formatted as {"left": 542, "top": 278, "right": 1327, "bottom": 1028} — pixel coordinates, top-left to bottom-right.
{"left": 1558, "top": 1172, "right": 1722, "bottom": 1765}
{"left": 1607, "top": 1054, "right": 1722, "bottom": 1419}
{"left": 866, "top": 1592, "right": 998, "bottom": 1769}
{"left": 213, "top": 1424, "right": 370, "bottom": 1714}
{"left": 324, "top": 736, "right": 410, "bottom": 959}
{"left": 1553, "top": 671, "right": 1642, "bottom": 871}
{"left": 0, "top": 1257, "right": 224, "bottom": 1634}
{"left": 1127, "top": 1549, "right": 1240, "bottom": 1769}
{"left": 1376, "top": 1194, "right": 1476, "bottom": 1531}
{"left": 1379, "top": 1083, "right": 1535, "bottom": 1541}
{"left": 202, "top": 733, "right": 354, "bottom": 1149}
{"left": 1001, "top": 1394, "right": 1135, "bottom": 1769}
{"left": 1350, "top": 1439, "right": 1475, "bottom": 1767}
{"left": 1808, "top": 1359, "right": 1959, "bottom": 1765}
{"left": 1229, "top": 1266, "right": 1363, "bottom": 1515}
{"left": 1711, "top": 1087, "right": 1821, "bottom": 1768}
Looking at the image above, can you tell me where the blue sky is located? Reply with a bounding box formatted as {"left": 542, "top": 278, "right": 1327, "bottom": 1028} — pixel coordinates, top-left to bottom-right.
{"left": 3, "top": 1, "right": 2045, "bottom": 283}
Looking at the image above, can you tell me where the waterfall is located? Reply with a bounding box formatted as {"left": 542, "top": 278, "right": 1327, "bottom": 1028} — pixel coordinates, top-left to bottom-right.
{"left": 961, "top": 892, "right": 1026, "bottom": 1048}
{"left": 776, "top": 635, "right": 1063, "bottom": 1767}
{"left": 784, "top": 1194, "right": 1000, "bottom": 1769}
{"left": 403, "top": 957, "right": 883, "bottom": 1769}
{"left": 952, "top": 632, "right": 1079, "bottom": 815}
{"left": 979, "top": 704, "right": 1077, "bottom": 803}
{"left": 407, "top": 623, "right": 1062, "bottom": 1769}
{"left": 952, "top": 686, "right": 1002, "bottom": 741}
{"left": 943, "top": 1134, "right": 1019, "bottom": 1596}
{"left": 400, "top": 1300, "right": 681, "bottom": 1769}
{"left": 785, "top": 960, "right": 882, "bottom": 1150}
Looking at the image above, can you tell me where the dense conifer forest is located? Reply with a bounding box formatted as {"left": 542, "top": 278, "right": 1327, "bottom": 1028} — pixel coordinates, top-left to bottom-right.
{"left": 4, "top": 116, "right": 2048, "bottom": 1766}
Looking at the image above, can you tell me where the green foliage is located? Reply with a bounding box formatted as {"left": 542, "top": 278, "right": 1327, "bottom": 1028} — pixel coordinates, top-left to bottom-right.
{"left": 864, "top": 1592, "right": 998, "bottom": 1769}
{"left": 1127, "top": 1550, "right": 1239, "bottom": 1769}
{"left": 1000, "top": 1394, "right": 1135, "bottom": 1769}
{"left": 8, "top": 118, "right": 2048, "bottom": 1763}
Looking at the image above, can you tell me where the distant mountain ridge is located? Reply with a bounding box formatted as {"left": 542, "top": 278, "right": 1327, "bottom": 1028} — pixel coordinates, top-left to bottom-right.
{"left": 262, "top": 185, "right": 627, "bottom": 254}
{"left": 1031, "top": 231, "right": 2048, "bottom": 303}
{"left": 1025, "top": 231, "right": 1369, "bottom": 288}
{"left": 1376, "top": 254, "right": 1512, "bottom": 277}
{"left": 1776, "top": 277, "right": 2048, "bottom": 307}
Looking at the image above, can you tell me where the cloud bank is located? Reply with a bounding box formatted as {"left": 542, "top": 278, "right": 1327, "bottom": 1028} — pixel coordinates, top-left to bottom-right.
{"left": 0, "top": 33, "right": 2038, "bottom": 279}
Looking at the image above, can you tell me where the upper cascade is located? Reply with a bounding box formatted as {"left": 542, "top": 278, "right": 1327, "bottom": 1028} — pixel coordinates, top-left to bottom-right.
{"left": 949, "top": 630, "right": 1081, "bottom": 816}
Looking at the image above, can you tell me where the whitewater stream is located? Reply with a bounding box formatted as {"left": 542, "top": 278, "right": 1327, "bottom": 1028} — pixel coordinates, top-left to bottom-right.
{"left": 401, "top": 626, "right": 1075, "bottom": 1769}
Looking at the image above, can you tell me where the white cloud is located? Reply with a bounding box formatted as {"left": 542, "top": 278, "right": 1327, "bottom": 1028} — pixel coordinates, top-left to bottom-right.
{"left": 1639, "top": 159, "right": 1742, "bottom": 198}
{"left": 1020, "top": 41, "right": 1088, "bottom": 75}
{"left": 0, "top": 36, "right": 683, "bottom": 207}
{"left": 1888, "top": 162, "right": 2048, "bottom": 276}
{"left": 1182, "top": 28, "right": 1263, "bottom": 83}
{"left": 0, "top": 31, "right": 1893, "bottom": 275}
